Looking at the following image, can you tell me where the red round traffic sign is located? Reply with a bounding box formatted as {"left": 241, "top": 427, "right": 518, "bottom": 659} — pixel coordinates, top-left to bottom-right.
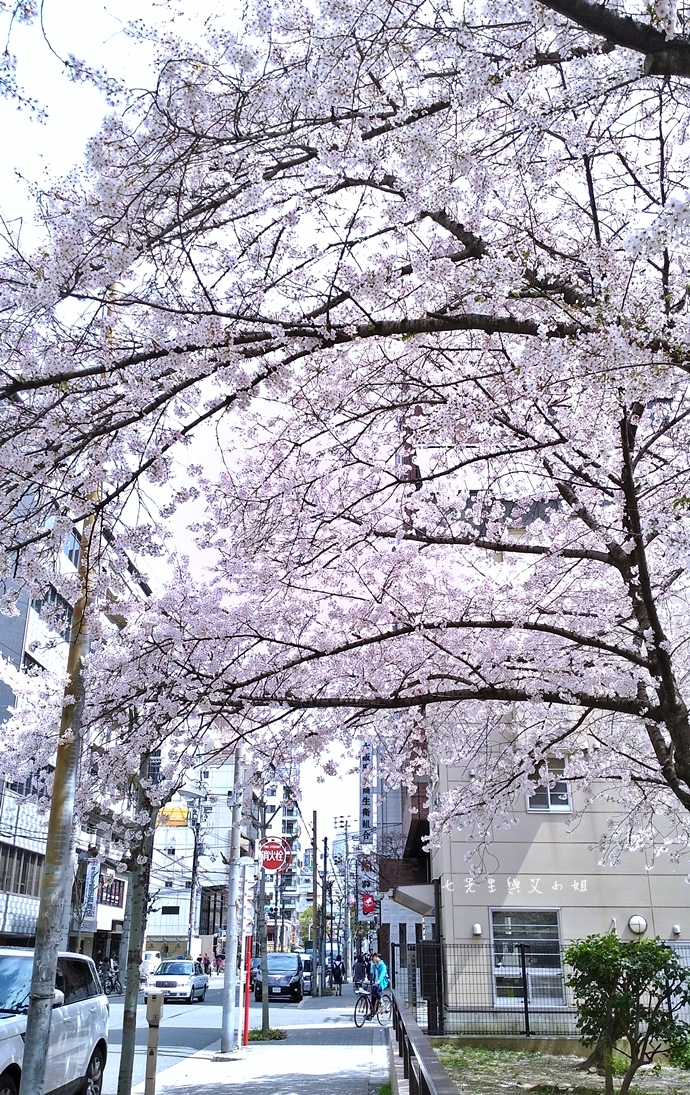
{"left": 259, "top": 838, "right": 293, "bottom": 874}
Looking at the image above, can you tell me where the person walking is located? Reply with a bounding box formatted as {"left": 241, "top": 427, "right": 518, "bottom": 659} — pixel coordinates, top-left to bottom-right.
{"left": 332, "top": 954, "right": 345, "bottom": 996}
{"left": 369, "top": 953, "right": 389, "bottom": 1018}
{"left": 353, "top": 953, "right": 366, "bottom": 991}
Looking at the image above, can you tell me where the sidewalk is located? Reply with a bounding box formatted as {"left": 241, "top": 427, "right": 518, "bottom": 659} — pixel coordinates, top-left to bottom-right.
{"left": 131, "top": 993, "right": 389, "bottom": 1095}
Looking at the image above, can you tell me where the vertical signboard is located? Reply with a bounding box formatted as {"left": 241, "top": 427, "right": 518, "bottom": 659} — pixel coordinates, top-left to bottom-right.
{"left": 359, "top": 743, "right": 374, "bottom": 845}
{"left": 82, "top": 857, "right": 100, "bottom": 919}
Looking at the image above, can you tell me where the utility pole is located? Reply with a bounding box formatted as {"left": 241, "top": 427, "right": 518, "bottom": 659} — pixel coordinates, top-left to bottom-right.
{"left": 257, "top": 800, "right": 271, "bottom": 1034}
{"left": 279, "top": 875, "right": 286, "bottom": 951}
{"left": 220, "top": 746, "right": 244, "bottom": 1054}
{"left": 19, "top": 513, "right": 95, "bottom": 1095}
{"left": 328, "top": 881, "right": 334, "bottom": 990}
{"left": 311, "top": 811, "right": 318, "bottom": 997}
{"left": 334, "top": 816, "right": 353, "bottom": 979}
{"left": 320, "top": 836, "right": 328, "bottom": 994}
{"left": 343, "top": 820, "right": 351, "bottom": 980}
{"left": 186, "top": 807, "right": 201, "bottom": 958}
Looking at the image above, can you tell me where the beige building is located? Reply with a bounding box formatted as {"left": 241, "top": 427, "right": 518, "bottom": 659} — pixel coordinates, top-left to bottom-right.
{"left": 432, "top": 763, "right": 688, "bottom": 949}
{"left": 383, "top": 760, "right": 690, "bottom": 1034}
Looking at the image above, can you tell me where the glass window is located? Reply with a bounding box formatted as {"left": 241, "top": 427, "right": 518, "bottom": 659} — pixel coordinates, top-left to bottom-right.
{"left": 0, "top": 955, "right": 33, "bottom": 1012}
{"left": 60, "top": 959, "right": 91, "bottom": 1004}
{"left": 491, "top": 911, "right": 565, "bottom": 1006}
{"left": 63, "top": 529, "right": 81, "bottom": 568}
{"left": 266, "top": 954, "right": 299, "bottom": 972}
{"left": 0, "top": 843, "right": 44, "bottom": 897}
{"left": 155, "top": 961, "right": 194, "bottom": 976}
{"left": 527, "top": 759, "right": 571, "bottom": 813}
{"left": 82, "top": 960, "right": 101, "bottom": 998}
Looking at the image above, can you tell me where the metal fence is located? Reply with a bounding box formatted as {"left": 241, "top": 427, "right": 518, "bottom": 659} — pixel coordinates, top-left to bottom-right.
{"left": 393, "top": 941, "right": 577, "bottom": 1036}
{"left": 391, "top": 940, "right": 690, "bottom": 1038}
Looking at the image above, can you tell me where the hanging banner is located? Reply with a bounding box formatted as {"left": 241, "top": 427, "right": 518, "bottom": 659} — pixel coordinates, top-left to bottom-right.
{"left": 81, "top": 858, "right": 100, "bottom": 919}
{"left": 362, "top": 893, "right": 375, "bottom": 915}
{"left": 359, "top": 742, "right": 374, "bottom": 844}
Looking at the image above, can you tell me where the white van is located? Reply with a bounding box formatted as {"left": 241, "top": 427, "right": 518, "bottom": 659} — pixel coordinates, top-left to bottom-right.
{"left": 0, "top": 948, "right": 109, "bottom": 1095}
{"left": 140, "top": 950, "right": 162, "bottom": 982}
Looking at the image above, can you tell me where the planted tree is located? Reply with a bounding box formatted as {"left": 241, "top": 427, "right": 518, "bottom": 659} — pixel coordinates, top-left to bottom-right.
{"left": 565, "top": 935, "right": 690, "bottom": 1095}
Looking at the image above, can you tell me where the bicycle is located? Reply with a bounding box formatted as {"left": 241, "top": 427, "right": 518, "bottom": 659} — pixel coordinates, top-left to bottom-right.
{"left": 353, "top": 984, "right": 392, "bottom": 1026}
{"left": 103, "top": 970, "right": 123, "bottom": 995}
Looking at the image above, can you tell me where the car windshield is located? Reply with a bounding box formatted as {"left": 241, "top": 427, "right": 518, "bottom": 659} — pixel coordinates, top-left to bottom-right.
{"left": 0, "top": 955, "right": 33, "bottom": 1013}
{"left": 154, "top": 962, "right": 193, "bottom": 977}
{"left": 267, "top": 955, "right": 298, "bottom": 972}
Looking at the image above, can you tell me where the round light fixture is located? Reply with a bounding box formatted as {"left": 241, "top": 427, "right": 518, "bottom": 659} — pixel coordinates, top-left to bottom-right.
{"left": 628, "top": 914, "right": 647, "bottom": 935}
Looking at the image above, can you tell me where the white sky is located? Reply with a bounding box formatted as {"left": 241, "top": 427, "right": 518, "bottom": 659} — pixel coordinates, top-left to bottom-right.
{"left": 0, "top": 1, "right": 363, "bottom": 845}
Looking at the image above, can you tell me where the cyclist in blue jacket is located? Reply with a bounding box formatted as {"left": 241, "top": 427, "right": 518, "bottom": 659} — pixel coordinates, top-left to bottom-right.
{"left": 369, "top": 953, "right": 389, "bottom": 1016}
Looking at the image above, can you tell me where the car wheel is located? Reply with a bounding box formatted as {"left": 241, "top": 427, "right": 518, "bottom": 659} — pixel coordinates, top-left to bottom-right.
{"left": 0, "top": 1072, "right": 17, "bottom": 1095}
{"left": 80, "top": 1047, "right": 105, "bottom": 1095}
{"left": 187, "top": 990, "right": 195, "bottom": 1003}
{"left": 199, "top": 986, "right": 207, "bottom": 1002}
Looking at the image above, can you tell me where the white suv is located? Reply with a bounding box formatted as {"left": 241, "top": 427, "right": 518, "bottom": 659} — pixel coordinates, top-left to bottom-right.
{"left": 0, "top": 948, "right": 108, "bottom": 1095}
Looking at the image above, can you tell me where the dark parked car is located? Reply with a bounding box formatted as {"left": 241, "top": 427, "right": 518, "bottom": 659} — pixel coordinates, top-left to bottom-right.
{"left": 249, "top": 957, "right": 261, "bottom": 990}
{"left": 254, "top": 953, "right": 304, "bottom": 1003}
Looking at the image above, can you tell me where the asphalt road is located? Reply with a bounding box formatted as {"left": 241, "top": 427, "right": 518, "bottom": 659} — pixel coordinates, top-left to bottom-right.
{"left": 102, "top": 975, "right": 315, "bottom": 1094}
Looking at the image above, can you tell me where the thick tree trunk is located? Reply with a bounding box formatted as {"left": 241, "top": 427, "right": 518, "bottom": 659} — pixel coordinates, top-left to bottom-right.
{"left": 117, "top": 760, "right": 157, "bottom": 1095}
{"left": 19, "top": 515, "right": 93, "bottom": 1095}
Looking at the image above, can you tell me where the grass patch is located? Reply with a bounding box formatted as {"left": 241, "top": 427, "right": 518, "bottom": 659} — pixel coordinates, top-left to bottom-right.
{"left": 378, "top": 1083, "right": 392, "bottom": 1095}
{"left": 434, "top": 1044, "right": 687, "bottom": 1095}
{"left": 248, "top": 1027, "right": 287, "bottom": 1041}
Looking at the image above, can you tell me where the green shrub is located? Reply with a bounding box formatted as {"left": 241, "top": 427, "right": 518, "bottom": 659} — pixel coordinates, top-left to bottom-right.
{"left": 566, "top": 935, "right": 690, "bottom": 1095}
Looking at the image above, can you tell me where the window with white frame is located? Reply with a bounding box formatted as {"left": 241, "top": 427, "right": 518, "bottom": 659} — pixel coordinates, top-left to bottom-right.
{"left": 491, "top": 910, "right": 565, "bottom": 1006}
{"left": 527, "top": 758, "right": 571, "bottom": 813}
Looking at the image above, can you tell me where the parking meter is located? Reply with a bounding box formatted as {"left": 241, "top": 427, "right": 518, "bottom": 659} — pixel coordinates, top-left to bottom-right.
{"left": 145, "top": 992, "right": 164, "bottom": 1094}
{"left": 146, "top": 992, "right": 164, "bottom": 1026}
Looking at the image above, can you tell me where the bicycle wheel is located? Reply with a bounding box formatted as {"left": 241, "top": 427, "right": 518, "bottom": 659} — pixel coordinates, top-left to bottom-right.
{"left": 104, "top": 978, "right": 113, "bottom": 996}
{"left": 354, "top": 994, "right": 369, "bottom": 1027}
{"left": 377, "top": 992, "right": 392, "bottom": 1024}
{"left": 114, "top": 977, "right": 123, "bottom": 994}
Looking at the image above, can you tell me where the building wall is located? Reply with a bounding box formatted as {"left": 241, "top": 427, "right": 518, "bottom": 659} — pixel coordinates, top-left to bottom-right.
{"left": 431, "top": 765, "right": 689, "bottom": 947}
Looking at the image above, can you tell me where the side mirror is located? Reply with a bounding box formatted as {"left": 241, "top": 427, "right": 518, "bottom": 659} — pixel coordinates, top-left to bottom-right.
{"left": 53, "top": 989, "right": 65, "bottom": 1008}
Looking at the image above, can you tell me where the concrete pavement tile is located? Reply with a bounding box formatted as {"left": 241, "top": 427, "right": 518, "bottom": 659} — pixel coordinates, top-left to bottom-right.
{"left": 132, "top": 999, "right": 388, "bottom": 1094}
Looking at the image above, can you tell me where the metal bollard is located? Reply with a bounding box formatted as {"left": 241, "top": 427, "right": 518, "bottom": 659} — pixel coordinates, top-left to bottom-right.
{"left": 145, "top": 992, "right": 164, "bottom": 1095}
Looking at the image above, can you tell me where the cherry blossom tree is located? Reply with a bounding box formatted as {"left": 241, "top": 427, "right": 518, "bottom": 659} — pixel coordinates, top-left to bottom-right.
{"left": 5, "top": 0, "right": 690, "bottom": 863}
{"left": 0, "top": 0, "right": 687, "bottom": 590}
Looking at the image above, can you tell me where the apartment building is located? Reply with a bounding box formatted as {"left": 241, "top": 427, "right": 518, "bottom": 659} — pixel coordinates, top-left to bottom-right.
{"left": 145, "top": 758, "right": 265, "bottom": 960}
{"left": 262, "top": 780, "right": 309, "bottom": 950}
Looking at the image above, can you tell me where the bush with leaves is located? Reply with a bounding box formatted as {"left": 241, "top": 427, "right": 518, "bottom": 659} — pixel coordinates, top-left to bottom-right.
{"left": 565, "top": 935, "right": 690, "bottom": 1095}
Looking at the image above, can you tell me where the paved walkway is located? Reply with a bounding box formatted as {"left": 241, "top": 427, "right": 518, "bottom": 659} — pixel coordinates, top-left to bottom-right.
{"left": 131, "top": 993, "right": 388, "bottom": 1095}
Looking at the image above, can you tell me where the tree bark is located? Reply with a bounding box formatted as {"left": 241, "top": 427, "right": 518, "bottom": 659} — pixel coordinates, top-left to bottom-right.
{"left": 19, "top": 514, "right": 94, "bottom": 1095}
{"left": 117, "top": 757, "right": 157, "bottom": 1095}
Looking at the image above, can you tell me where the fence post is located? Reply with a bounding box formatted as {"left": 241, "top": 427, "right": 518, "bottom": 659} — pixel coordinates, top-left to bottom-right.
{"left": 391, "top": 942, "right": 397, "bottom": 990}
{"left": 518, "top": 943, "right": 531, "bottom": 1036}
{"left": 408, "top": 944, "right": 417, "bottom": 1010}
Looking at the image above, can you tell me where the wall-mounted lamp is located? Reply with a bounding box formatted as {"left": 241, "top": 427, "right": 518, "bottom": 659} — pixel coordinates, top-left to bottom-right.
{"left": 672, "top": 925, "right": 682, "bottom": 937}
{"left": 628, "top": 914, "right": 648, "bottom": 935}
{"left": 472, "top": 923, "right": 482, "bottom": 937}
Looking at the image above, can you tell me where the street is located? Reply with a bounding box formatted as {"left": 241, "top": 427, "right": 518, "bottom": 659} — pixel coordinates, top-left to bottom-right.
{"left": 103, "top": 975, "right": 388, "bottom": 1094}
